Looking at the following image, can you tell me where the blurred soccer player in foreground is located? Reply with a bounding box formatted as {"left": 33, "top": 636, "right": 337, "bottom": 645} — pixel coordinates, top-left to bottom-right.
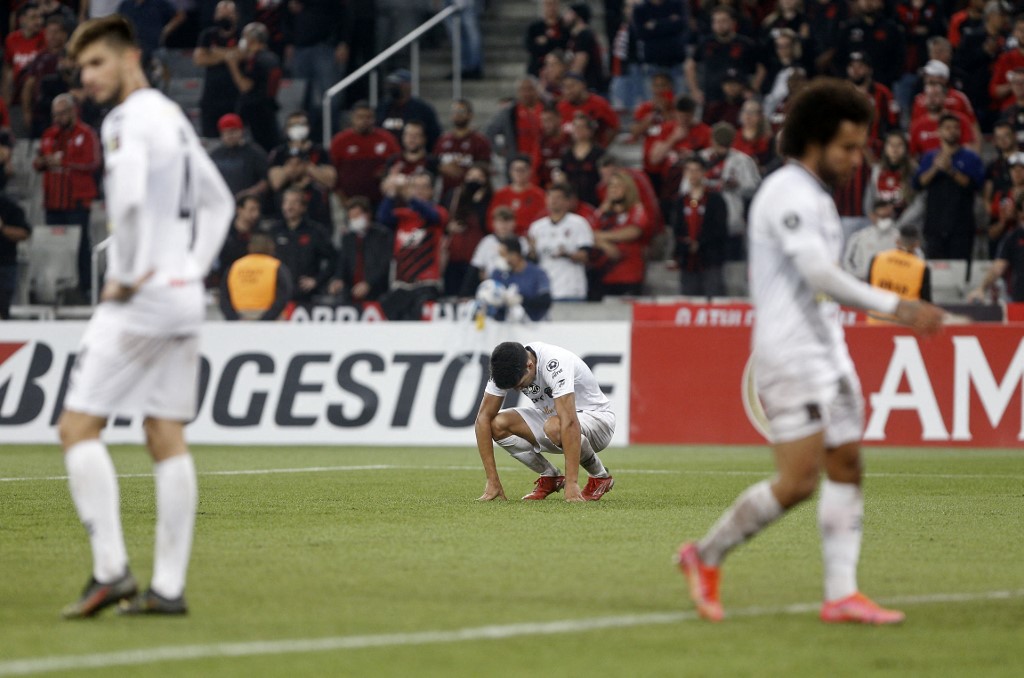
{"left": 58, "top": 15, "right": 232, "bottom": 618}
{"left": 677, "top": 79, "right": 945, "bottom": 624}
{"left": 476, "top": 341, "right": 615, "bottom": 502}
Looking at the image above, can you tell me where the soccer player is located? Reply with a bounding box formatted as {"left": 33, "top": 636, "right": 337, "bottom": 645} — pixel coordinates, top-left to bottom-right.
{"left": 58, "top": 15, "right": 233, "bottom": 618}
{"left": 475, "top": 341, "right": 615, "bottom": 502}
{"left": 676, "top": 79, "right": 945, "bottom": 625}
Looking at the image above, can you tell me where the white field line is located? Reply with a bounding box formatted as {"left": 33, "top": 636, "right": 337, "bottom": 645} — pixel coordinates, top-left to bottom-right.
{"left": 3, "top": 464, "right": 1023, "bottom": 483}
{"left": 0, "top": 589, "right": 1021, "bottom": 676}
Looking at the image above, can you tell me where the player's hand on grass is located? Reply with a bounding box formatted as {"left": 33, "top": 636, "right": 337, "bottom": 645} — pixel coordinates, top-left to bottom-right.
{"left": 564, "top": 484, "right": 585, "bottom": 502}
{"left": 101, "top": 270, "right": 154, "bottom": 303}
{"left": 894, "top": 299, "right": 944, "bottom": 337}
{"left": 478, "top": 481, "right": 507, "bottom": 501}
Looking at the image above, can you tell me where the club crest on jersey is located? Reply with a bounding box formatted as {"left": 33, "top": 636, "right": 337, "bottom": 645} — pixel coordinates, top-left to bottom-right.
{"left": 546, "top": 359, "right": 559, "bottom": 372}
{"left": 782, "top": 212, "right": 800, "bottom": 230}
{"left": 105, "top": 135, "right": 120, "bottom": 153}
{"left": 524, "top": 384, "right": 540, "bottom": 395}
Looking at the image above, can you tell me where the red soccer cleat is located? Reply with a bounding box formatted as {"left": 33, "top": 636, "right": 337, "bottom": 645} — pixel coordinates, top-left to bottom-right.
{"left": 675, "top": 542, "right": 723, "bottom": 622}
{"left": 820, "top": 592, "right": 905, "bottom": 625}
{"left": 522, "top": 475, "right": 565, "bottom": 500}
{"left": 581, "top": 475, "right": 614, "bottom": 501}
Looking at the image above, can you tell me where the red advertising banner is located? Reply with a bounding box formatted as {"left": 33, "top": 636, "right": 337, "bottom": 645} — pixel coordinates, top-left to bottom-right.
{"left": 632, "top": 301, "right": 865, "bottom": 326}
{"left": 631, "top": 324, "right": 1024, "bottom": 447}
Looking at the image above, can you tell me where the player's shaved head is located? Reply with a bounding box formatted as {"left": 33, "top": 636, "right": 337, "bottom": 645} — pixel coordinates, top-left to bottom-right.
{"left": 67, "top": 14, "right": 137, "bottom": 60}
{"left": 780, "top": 78, "right": 874, "bottom": 159}
{"left": 490, "top": 342, "right": 529, "bottom": 390}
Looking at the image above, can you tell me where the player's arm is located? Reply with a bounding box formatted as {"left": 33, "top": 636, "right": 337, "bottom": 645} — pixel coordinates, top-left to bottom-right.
{"left": 790, "top": 241, "right": 943, "bottom": 336}
{"left": 554, "top": 393, "right": 584, "bottom": 502}
{"left": 104, "top": 119, "right": 150, "bottom": 287}
{"left": 475, "top": 391, "right": 508, "bottom": 501}
{"left": 190, "top": 144, "right": 235, "bottom": 276}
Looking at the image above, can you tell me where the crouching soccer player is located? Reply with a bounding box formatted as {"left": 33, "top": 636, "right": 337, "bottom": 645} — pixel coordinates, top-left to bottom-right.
{"left": 476, "top": 341, "right": 615, "bottom": 502}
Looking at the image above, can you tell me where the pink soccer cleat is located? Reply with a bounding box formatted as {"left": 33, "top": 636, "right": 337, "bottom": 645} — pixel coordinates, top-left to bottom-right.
{"left": 820, "top": 592, "right": 905, "bottom": 625}
{"left": 522, "top": 475, "right": 565, "bottom": 500}
{"left": 675, "top": 542, "right": 723, "bottom": 622}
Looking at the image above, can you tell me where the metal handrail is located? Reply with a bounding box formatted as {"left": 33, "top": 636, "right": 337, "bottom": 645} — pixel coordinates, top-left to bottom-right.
{"left": 321, "top": 4, "right": 462, "bottom": 148}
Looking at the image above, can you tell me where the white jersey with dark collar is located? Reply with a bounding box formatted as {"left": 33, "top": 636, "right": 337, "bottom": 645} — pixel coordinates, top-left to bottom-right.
{"left": 747, "top": 162, "right": 854, "bottom": 386}
{"left": 484, "top": 341, "right": 611, "bottom": 418}
{"left": 100, "top": 88, "right": 233, "bottom": 335}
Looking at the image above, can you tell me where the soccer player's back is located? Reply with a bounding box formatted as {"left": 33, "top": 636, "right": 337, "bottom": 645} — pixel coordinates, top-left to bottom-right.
{"left": 58, "top": 14, "right": 232, "bottom": 620}
{"left": 101, "top": 87, "right": 231, "bottom": 333}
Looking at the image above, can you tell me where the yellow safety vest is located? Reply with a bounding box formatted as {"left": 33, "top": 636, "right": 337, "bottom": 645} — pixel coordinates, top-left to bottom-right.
{"left": 227, "top": 254, "right": 280, "bottom": 313}
{"left": 868, "top": 248, "right": 926, "bottom": 324}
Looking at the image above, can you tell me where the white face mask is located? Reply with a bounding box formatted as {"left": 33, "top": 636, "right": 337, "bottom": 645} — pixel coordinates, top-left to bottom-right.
{"left": 876, "top": 217, "right": 895, "bottom": 230}
{"left": 287, "top": 125, "right": 309, "bottom": 142}
{"left": 238, "top": 37, "right": 248, "bottom": 52}
{"left": 349, "top": 216, "right": 368, "bottom": 234}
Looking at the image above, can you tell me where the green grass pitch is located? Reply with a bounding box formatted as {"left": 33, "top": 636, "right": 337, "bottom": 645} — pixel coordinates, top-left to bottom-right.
{"left": 1, "top": 445, "right": 1022, "bottom": 677}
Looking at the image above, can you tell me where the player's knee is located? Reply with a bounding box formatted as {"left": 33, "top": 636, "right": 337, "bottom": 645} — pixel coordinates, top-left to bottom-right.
{"left": 489, "top": 413, "right": 513, "bottom": 441}
{"left": 57, "top": 412, "right": 101, "bottom": 450}
{"left": 775, "top": 467, "right": 820, "bottom": 506}
{"left": 542, "top": 417, "right": 562, "bottom": 447}
{"left": 143, "top": 418, "right": 186, "bottom": 460}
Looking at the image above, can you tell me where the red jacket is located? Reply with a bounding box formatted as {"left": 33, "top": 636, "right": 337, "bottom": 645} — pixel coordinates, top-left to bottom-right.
{"left": 34, "top": 121, "right": 100, "bottom": 211}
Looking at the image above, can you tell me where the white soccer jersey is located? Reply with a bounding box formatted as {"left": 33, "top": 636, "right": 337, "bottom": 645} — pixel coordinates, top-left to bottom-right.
{"left": 101, "top": 88, "right": 233, "bottom": 335}
{"left": 748, "top": 163, "right": 857, "bottom": 389}
{"left": 528, "top": 213, "right": 594, "bottom": 300}
{"left": 484, "top": 341, "right": 612, "bottom": 418}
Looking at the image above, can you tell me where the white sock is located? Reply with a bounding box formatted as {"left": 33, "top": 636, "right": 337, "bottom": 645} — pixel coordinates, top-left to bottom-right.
{"left": 150, "top": 454, "right": 197, "bottom": 600}
{"left": 64, "top": 440, "right": 129, "bottom": 582}
{"left": 698, "top": 480, "right": 784, "bottom": 566}
{"left": 818, "top": 479, "right": 863, "bottom": 602}
{"left": 496, "top": 435, "right": 560, "bottom": 476}
{"left": 579, "top": 435, "right": 609, "bottom": 478}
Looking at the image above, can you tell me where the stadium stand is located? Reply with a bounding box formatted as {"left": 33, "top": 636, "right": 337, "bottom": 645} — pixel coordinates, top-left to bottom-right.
{"left": 0, "top": 0, "right": 1018, "bottom": 321}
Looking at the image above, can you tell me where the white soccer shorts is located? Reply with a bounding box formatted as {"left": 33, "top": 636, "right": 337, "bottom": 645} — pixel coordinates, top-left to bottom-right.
{"left": 506, "top": 406, "right": 616, "bottom": 454}
{"left": 757, "top": 370, "right": 864, "bottom": 448}
{"left": 64, "top": 312, "right": 200, "bottom": 421}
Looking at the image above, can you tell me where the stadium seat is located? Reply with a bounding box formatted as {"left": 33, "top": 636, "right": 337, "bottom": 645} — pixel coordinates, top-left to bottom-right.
{"left": 28, "top": 225, "right": 80, "bottom": 305}
{"left": 929, "top": 260, "right": 969, "bottom": 304}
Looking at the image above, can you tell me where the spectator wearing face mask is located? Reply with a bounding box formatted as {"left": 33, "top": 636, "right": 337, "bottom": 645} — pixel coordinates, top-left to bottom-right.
{"left": 267, "top": 110, "right": 337, "bottom": 225}
{"left": 375, "top": 69, "right": 442, "bottom": 150}
{"left": 327, "top": 196, "right": 393, "bottom": 306}
{"left": 842, "top": 200, "right": 901, "bottom": 281}
{"left": 194, "top": 0, "right": 242, "bottom": 139}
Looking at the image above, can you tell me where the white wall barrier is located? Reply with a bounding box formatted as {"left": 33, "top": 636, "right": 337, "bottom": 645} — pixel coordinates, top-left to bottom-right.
{"left": 0, "top": 322, "right": 632, "bottom": 446}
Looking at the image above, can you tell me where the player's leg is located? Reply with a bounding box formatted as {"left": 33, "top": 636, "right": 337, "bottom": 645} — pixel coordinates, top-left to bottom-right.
{"left": 818, "top": 378, "right": 903, "bottom": 624}
{"left": 58, "top": 409, "right": 137, "bottom": 618}
{"left": 575, "top": 411, "right": 615, "bottom": 500}
{"left": 119, "top": 417, "right": 192, "bottom": 615}
{"left": 121, "top": 336, "right": 200, "bottom": 615}
{"left": 492, "top": 408, "right": 564, "bottom": 499}
{"left": 58, "top": 319, "right": 142, "bottom": 618}
{"left": 678, "top": 397, "right": 825, "bottom": 621}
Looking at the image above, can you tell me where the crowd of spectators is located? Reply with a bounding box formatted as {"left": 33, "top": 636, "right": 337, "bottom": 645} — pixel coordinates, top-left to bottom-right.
{"left": 5, "top": 0, "right": 1024, "bottom": 321}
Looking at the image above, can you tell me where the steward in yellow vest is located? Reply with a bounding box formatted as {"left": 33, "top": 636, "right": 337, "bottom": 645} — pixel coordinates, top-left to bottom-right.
{"left": 220, "top": 234, "right": 293, "bottom": 320}
{"left": 868, "top": 225, "right": 931, "bottom": 323}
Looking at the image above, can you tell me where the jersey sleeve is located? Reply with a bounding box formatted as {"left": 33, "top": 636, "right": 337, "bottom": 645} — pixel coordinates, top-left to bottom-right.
{"left": 541, "top": 347, "right": 576, "bottom": 400}
{"left": 102, "top": 110, "right": 151, "bottom": 285}
{"left": 483, "top": 379, "right": 507, "bottom": 398}
{"left": 572, "top": 216, "right": 595, "bottom": 250}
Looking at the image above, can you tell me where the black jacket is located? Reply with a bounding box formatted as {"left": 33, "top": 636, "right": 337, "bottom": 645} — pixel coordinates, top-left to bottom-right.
{"left": 334, "top": 223, "right": 393, "bottom": 302}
